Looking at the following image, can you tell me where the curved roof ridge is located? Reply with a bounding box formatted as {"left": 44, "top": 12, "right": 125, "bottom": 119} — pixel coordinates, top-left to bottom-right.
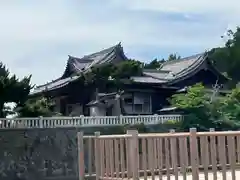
{"left": 85, "top": 43, "right": 119, "bottom": 69}
{"left": 166, "top": 53, "right": 209, "bottom": 84}
{"left": 143, "top": 71, "right": 169, "bottom": 81}
{"left": 35, "top": 78, "right": 62, "bottom": 89}
{"left": 83, "top": 42, "right": 121, "bottom": 58}
{"left": 34, "top": 74, "right": 79, "bottom": 89}
{"left": 143, "top": 69, "right": 170, "bottom": 73}
{"left": 32, "top": 43, "right": 129, "bottom": 95}
{"left": 68, "top": 55, "right": 93, "bottom": 62}
{"left": 173, "top": 53, "right": 206, "bottom": 77}
{"left": 61, "top": 43, "right": 123, "bottom": 78}
{"left": 161, "top": 52, "right": 205, "bottom": 67}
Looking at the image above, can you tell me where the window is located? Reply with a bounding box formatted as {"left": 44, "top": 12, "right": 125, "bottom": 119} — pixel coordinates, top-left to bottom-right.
{"left": 124, "top": 97, "right": 133, "bottom": 104}
{"left": 142, "top": 95, "right": 151, "bottom": 112}
{"left": 123, "top": 92, "right": 151, "bottom": 114}
{"left": 123, "top": 93, "right": 133, "bottom": 112}
{"left": 133, "top": 93, "right": 151, "bottom": 114}
{"left": 134, "top": 104, "right": 143, "bottom": 113}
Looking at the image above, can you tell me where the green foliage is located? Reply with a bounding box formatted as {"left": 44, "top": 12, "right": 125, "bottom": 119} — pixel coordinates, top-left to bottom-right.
{"left": 170, "top": 83, "right": 214, "bottom": 130}
{"left": 209, "top": 27, "right": 240, "bottom": 86}
{"left": 77, "top": 53, "right": 183, "bottom": 91}
{"left": 167, "top": 53, "right": 181, "bottom": 61}
{"left": 125, "top": 123, "right": 149, "bottom": 133}
{"left": 16, "top": 97, "right": 60, "bottom": 117}
{"left": 171, "top": 26, "right": 240, "bottom": 130}
{"left": 170, "top": 83, "right": 240, "bottom": 131}
{"left": 80, "top": 60, "right": 143, "bottom": 90}
{"left": 144, "top": 53, "right": 181, "bottom": 69}
{"left": 220, "top": 88, "right": 240, "bottom": 124}
{"left": 0, "top": 62, "right": 32, "bottom": 117}
{"left": 158, "top": 120, "right": 183, "bottom": 132}
{"left": 111, "top": 59, "right": 143, "bottom": 79}
{"left": 170, "top": 83, "right": 207, "bottom": 108}
{"left": 144, "top": 58, "right": 164, "bottom": 69}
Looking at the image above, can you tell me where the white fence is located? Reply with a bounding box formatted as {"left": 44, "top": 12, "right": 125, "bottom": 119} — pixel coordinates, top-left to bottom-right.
{"left": 0, "top": 114, "right": 183, "bottom": 129}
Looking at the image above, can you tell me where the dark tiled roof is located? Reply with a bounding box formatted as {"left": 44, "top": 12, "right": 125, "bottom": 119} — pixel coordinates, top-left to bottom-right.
{"left": 161, "top": 53, "right": 206, "bottom": 83}
{"left": 31, "top": 43, "right": 127, "bottom": 95}
{"left": 32, "top": 49, "right": 222, "bottom": 95}
{"left": 131, "top": 76, "right": 167, "bottom": 83}
{"left": 31, "top": 76, "right": 79, "bottom": 95}
{"left": 61, "top": 43, "right": 126, "bottom": 78}
{"left": 132, "top": 53, "right": 207, "bottom": 85}
{"left": 86, "top": 92, "right": 118, "bottom": 106}
{"left": 161, "top": 53, "right": 204, "bottom": 74}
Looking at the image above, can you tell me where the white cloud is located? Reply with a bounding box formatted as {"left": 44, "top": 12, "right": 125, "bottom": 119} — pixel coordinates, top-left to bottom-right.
{"left": 0, "top": 0, "right": 239, "bottom": 85}
{"left": 112, "top": 0, "right": 239, "bottom": 15}
{"left": 111, "top": 0, "right": 240, "bottom": 31}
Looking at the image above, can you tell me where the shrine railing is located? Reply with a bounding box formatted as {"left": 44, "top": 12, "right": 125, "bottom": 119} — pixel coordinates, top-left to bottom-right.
{"left": 0, "top": 114, "right": 183, "bottom": 129}
{"left": 89, "top": 129, "right": 240, "bottom": 180}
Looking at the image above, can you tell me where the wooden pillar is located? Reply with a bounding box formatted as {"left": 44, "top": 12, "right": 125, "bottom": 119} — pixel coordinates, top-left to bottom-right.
{"left": 127, "top": 130, "right": 139, "bottom": 180}
{"left": 190, "top": 128, "right": 199, "bottom": 180}
{"left": 94, "top": 131, "right": 101, "bottom": 180}
{"left": 77, "top": 132, "right": 85, "bottom": 180}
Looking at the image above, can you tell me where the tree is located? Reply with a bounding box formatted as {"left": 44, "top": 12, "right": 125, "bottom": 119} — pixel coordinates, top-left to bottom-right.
{"left": 144, "top": 58, "right": 164, "bottom": 69}
{"left": 81, "top": 59, "right": 143, "bottom": 91}
{"left": 169, "top": 83, "right": 237, "bottom": 131}
{"left": 209, "top": 27, "right": 240, "bottom": 86}
{"left": 0, "top": 62, "right": 32, "bottom": 117}
{"left": 220, "top": 87, "right": 240, "bottom": 125}
{"left": 16, "top": 97, "right": 60, "bottom": 117}
{"left": 167, "top": 53, "right": 181, "bottom": 61}
{"left": 170, "top": 83, "right": 211, "bottom": 130}
{"left": 144, "top": 53, "right": 181, "bottom": 69}
{"left": 111, "top": 59, "right": 143, "bottom": 79}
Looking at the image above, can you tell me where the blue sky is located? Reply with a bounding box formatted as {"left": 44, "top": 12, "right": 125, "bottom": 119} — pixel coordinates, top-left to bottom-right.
{"left": 0, "top": 0, "right": 239, "bottom": 86}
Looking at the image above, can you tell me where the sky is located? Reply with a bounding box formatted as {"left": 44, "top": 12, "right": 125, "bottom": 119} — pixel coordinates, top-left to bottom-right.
{"left": 0, "top": 0, "right": 239, "bottom": 86}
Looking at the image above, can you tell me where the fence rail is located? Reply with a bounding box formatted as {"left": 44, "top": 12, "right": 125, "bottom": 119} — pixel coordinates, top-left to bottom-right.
{"left": 82, "top": 129, "right": 240, "bottom": 180}
{"left": 0, "top": 114, "right": 182, "bottom": 129}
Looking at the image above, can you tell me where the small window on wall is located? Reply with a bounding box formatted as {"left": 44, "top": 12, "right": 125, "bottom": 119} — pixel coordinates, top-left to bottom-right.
{"left": 133, "top": 93, "right": 151, "bottom": 114}
{"left": 125, "top": 97, "right": 133, "bottom": 104}
{"left": 124, "top": 93, "right": 133, "bottom": 104}
{"left": 134, "top": 104, "right": 143, "bottom": 113}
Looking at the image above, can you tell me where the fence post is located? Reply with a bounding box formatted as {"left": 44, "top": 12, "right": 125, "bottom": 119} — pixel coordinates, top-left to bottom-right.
{"left": 127, "top": 130, "right": 139, "bottom": 180}
{"left": 189, "top": 128, "right": 199, "bottom": 180}
{"left": 77, "top": 132, "right": 85, "bottom": 180}
{"left": 209, "top": 128, "right": 218, "bottom": 179}
{"left": 119, "top": 114, "right": 123, "bottom": 125}
{"left": 80, "top": 115, "right": 84, "bottom": 126}
{"left": 94, "top": 131, "right": 101, "bottom": 180}
{"left": 170, "top": 129, "right": 178, "bottom": 179}
{"left": 39, "top": 116, "right": 43, "bottom": 128}
{"left": 154, "top": 114, "right": 158, "bottom": 124}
